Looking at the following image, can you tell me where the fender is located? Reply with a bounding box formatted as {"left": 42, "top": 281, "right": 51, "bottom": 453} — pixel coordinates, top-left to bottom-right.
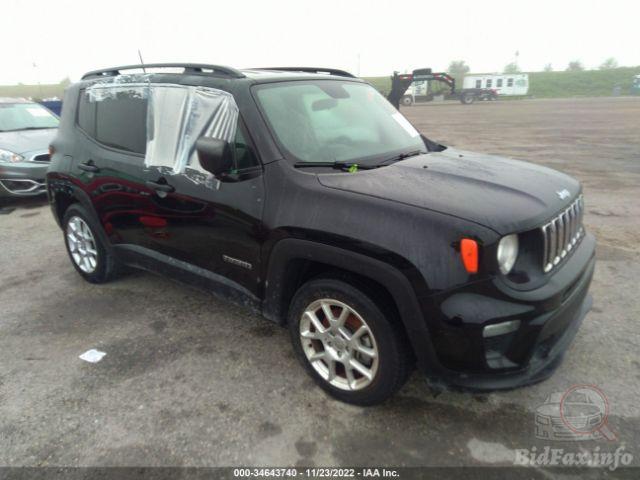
{"left": 263, "top": 238, "right": 442, "bottom": 373}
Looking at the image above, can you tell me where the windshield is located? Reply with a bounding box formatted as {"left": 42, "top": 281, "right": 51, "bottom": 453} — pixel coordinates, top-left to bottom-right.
{"left": 0, "top": 103, "right": 59, "bottom": 132}
{"left": 254, "top": 80, "right": 425, "bottom": 164}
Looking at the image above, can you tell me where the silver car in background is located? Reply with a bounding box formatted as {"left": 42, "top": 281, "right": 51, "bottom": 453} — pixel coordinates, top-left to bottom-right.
{"left": 0, "top": 98, "right": 59, "bottom": 200}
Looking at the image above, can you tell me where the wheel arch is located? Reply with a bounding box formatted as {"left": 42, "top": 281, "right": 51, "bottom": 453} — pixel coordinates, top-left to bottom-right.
{"left": 49, "top": 180, "right": 113, "bottom": 251}
{"left": 262, "top": 238, "right": 440, "bottom": 371}
{"left": 50, "top": 188, "right": 77, "bottom": 228}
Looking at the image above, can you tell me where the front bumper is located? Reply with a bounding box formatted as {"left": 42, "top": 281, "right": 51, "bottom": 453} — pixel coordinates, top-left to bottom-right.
{"left": 422, "top": 232, "right": 596, "bottom": 391}
{"left": 0, "top": 162, "right": 49, "bottom": 197}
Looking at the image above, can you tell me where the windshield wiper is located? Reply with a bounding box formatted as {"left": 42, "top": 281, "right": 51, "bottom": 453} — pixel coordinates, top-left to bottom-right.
{"left": 294, "top": 151, "right": 426, "bottom": 171}
{"left": 294, "top": 161, "right": 376, "bottom": 170}
{"left": 376, "top": 149, "right": 426, "bottom": 167}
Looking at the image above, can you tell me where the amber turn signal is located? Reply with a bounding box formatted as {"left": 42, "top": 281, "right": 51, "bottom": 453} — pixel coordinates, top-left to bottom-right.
{"left": 460, "top": 238, "right": 479, "bottom": 274}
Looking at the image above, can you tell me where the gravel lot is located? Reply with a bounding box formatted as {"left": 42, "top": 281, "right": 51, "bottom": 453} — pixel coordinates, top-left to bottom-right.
{"left": 1, "top": 97, "right": 639, "bottom": 472}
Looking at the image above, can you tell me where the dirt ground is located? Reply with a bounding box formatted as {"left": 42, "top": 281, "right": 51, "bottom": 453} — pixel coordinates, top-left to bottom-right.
{"left": 1, "top": 97, "right": 639, "bottom": 473}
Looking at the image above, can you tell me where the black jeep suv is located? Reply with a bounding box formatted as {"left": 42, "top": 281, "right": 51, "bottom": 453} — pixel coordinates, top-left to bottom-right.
{"left": 47, "top": 64, "right": 595, "bottom": 405}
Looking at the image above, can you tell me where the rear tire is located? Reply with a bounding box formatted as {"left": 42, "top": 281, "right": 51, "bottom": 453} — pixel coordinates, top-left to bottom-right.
{"left": 461, "top": 93, "right": 476, "bottom": 104}
{"left": 288, "top": 277, "right": 413, "bottom": 405}
{"left": 62, "top": 204, "right": 121, "bottom": 284}
{"left": 401, "top": 96, "right": 413, "bottom": 106}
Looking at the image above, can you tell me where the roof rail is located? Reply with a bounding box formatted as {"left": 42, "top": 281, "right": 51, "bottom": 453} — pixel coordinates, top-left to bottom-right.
{"left": 81, "top": 63, "right": 245, "bottom": 80}
{"left": 254, "top": 67, "right": 356, "bottom": 78}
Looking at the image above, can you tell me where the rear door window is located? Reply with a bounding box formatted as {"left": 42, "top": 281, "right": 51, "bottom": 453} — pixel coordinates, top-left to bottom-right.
{"left": 95, "top": 94, "right": 147, "bottom": 154}
{"left": 77, "top": 89, "right": 147, "bottom": 155}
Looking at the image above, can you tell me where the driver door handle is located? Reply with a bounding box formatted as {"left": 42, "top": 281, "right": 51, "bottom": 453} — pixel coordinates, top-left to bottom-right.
{"left": 146, "top": 180, "right": 175, "bottom": 193}
{"left": 78, "top": 161, "right": 99, "bottom": 173}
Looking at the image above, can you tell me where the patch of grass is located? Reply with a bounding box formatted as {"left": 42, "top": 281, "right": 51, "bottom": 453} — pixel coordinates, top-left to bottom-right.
{"left": 363, "top": 66, "right": 640, "bottom": 98}
{"left": 363, "top": 76, "right": 392, "bottom": 96}
{"left": 527, "top": 66, "right": 640, "bottom": 97}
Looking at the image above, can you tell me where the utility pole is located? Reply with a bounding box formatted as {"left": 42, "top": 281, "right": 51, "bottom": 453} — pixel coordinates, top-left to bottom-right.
{"left": 32, "top": 62, "right": 43, "bottom": 100}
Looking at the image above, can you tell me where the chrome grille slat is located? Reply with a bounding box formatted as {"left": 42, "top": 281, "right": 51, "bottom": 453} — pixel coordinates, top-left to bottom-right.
{"left": 558, "top": 213, "right": 564, "bottom": 260}
{"left": 555, "top": 215, "right": 563, "bottom": 263}
{"left": 542, "top": 225, "right": 549, "bottom": 268}
{"left": 562, "top": 210, "right": 570, "bottom": 256}
{"left": 549, "top": 219, "right": 557, "bottom": 269}
{"left": 569, "top": 203, "right": 577, "bottom": 248}
{"left": 569, "top": 205, "right": 575, "bottom": 248}
{"left": 541, "top": 195, "right": 584, "bottom": 273}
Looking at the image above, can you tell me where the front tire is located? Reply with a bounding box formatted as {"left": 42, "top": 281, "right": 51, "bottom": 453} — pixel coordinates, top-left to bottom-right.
{"left": 288, "top": 277, "right": 412, "bottom": 405}
{"left": 62, "top": 204, "right": 120, "bottom": 284}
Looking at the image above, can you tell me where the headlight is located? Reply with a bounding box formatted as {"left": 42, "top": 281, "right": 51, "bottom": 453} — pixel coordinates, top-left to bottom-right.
{"left": 497, "top": 234, "right": 519, "bottom": 275}
{"left": 0, "top": 149, "right": 24, "bottom": 163}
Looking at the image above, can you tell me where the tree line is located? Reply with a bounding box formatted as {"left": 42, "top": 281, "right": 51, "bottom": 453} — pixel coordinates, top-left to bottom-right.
{"left": 447, "top": 57, "right": 622, "bottom": 76}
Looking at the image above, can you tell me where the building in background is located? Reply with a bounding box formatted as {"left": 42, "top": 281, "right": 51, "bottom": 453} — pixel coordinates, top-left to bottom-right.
{"left": 463, "top": 73, "right": 529, "bottom": 96}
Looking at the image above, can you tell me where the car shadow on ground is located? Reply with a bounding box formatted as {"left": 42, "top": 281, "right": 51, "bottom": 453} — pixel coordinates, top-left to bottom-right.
{"left": 0, "top": 195, "right": 48, "bottom": 215}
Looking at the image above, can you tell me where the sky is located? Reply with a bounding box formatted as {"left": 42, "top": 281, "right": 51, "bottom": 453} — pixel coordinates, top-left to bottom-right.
{"left": 3, "top": 0, "right": 638, "bottom": 85}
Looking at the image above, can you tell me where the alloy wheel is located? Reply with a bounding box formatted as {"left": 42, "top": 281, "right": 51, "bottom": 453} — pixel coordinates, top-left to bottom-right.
{"left": 66, "top": 216, "right": 98, "bottom": 273}
{"left": 299, "top": 299, "right": 379, "bottom": 391}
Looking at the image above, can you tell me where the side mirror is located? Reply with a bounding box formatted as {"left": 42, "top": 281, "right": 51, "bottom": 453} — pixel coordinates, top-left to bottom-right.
{"left": 196, "top": 137, "right": 233, "bottom": 177}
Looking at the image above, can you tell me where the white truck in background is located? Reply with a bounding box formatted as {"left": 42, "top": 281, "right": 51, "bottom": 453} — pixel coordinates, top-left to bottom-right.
{"left": 463, "top": 74, "right": 530, "bottom": 96}
{"left": 393, "top": 69, "right": 498, "bottom": 106}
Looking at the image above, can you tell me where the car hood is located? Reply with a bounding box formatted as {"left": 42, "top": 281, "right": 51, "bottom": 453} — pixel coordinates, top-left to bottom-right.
{"left": 0, "top": 128, "right": 57, "bottom": 156}
{"left": 317, "top": 148, "right": 581, "bottom": 235}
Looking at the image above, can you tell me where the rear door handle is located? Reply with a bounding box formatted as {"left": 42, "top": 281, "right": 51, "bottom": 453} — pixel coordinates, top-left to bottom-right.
{"left": 78, "top": 161, "right": 100, "bottom": 173}
{"left": 146, "top": 180, "right": 175, "bottom": 193}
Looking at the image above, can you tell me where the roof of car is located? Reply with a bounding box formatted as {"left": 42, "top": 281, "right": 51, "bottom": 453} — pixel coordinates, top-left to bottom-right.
{"left": 241, "top": 68, "right": 356, "bottom": 78}
{"left": 0, "top": 97, "right": 32, "bottom": 104}
{"left": 240, "top": 69, "right": 365, "bottom": 85}
{"left": 80, "top": 64, "right": 362, "bottom": 84}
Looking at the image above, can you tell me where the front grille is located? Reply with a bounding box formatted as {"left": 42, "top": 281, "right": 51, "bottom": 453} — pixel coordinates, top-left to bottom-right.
{"left": 541, "top": 195, "right": 584, "bottom": 273}
{"left": 30, "top": 153, "right": 50, "bottom": 162}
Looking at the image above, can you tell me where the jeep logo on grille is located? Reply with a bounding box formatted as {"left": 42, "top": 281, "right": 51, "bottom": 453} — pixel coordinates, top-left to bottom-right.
{"left": 557, "top": 189, "right": 571, "bottom": 200}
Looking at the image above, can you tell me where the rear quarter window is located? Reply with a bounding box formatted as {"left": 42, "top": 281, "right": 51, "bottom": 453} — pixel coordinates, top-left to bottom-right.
{"left": 77, "top": 89, "right": 148, "bottom": 155}
{"left": 77, "top": 91, "right": 96, "bottom": 136}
